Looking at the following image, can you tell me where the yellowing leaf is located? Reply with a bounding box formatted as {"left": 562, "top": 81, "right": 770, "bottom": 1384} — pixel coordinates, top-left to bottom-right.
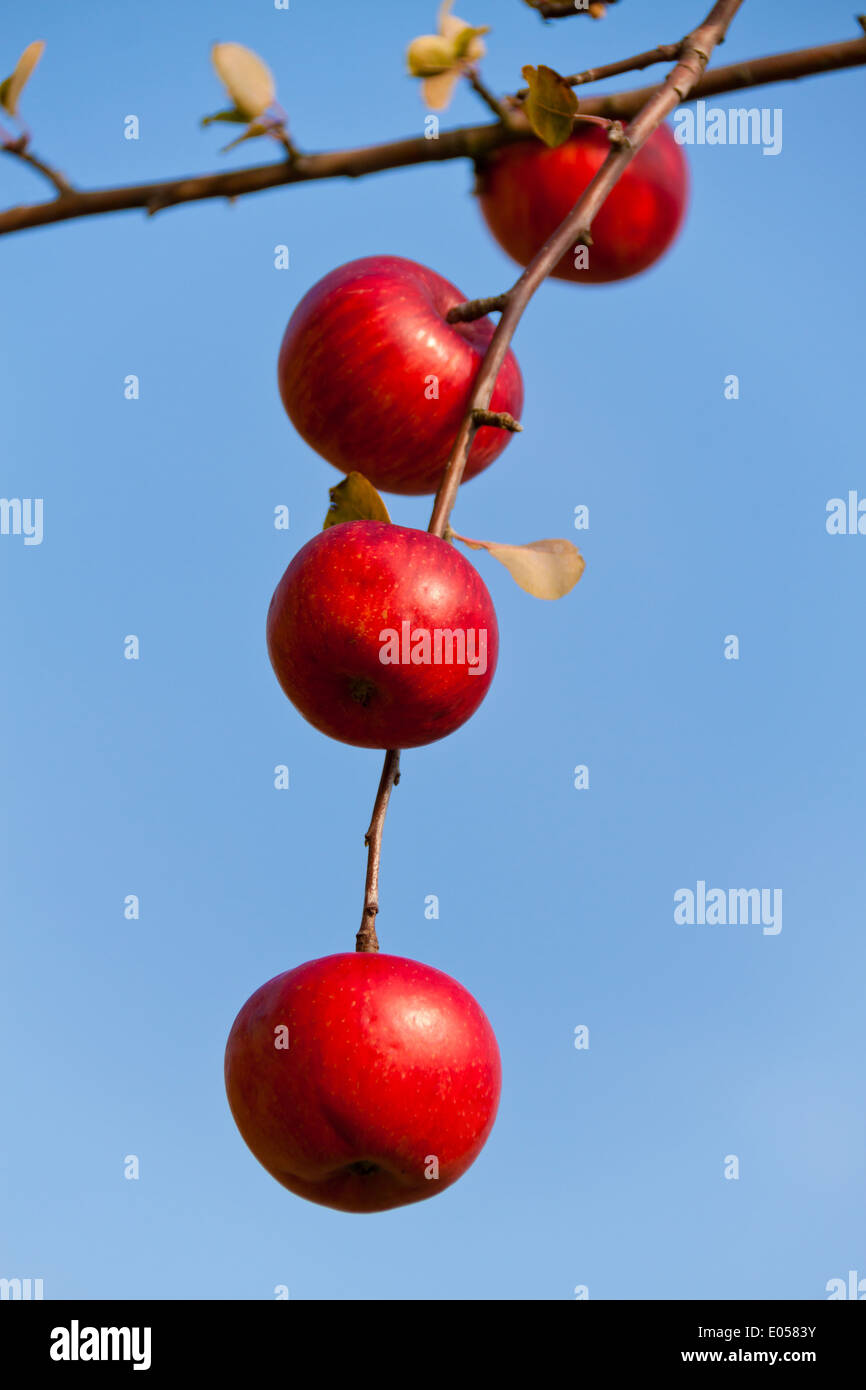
{"left": 323, "top": 472, "right": 391, "bottom": 530}
{"left": 454, "top": 532, "right": 584, "bottom": 599}
{"left": 521, "top": 64, "right": 578, "bottom": 148}
{"left": 201, "top": 107, "right": 248, "bottom": 127}
{"left": 0, "top": 40, "right": 45, "bottom": 118}
{"left": 211, "top": 43, "right": 275, "bottom": 121}
{"left": 406, "top": 34, "right": 456, "bottom": 77}
{"left": 407, "top": 2, "right": 488, "bottom": 110}
{"left": 422, "top": 69, "right": 462, "bottom": 110}
{"left": 438, "top": 0, "right": 487, "bottom": 54}
{"left": 219, "top": 119, "right": 273, "bottom": 152}
{"left": 451, "top": 24, "right": 488, "bottom": 62}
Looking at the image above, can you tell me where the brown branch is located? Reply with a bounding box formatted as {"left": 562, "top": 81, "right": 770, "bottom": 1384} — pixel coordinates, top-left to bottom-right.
{"left": 2, "top": 139, "right": 73, "bottom": 196}
{"left": 356, "top": 749, "right": 400, "bottom": 953}
{"left": 1, "top": 32, "right": 863, "bottom": 238}
{"left": 427, "top": 0, "right": 746, "bottom": 539}
{"left": 570, "top": 33, "right": 866, "bottom": 120}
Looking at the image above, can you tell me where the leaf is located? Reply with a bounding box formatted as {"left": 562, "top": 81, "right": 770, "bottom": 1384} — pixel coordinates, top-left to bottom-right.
{"left": 451, "top": 24, "right": 489, "bottom": 61}
{"left": 407, "top": 3, "right": 488, "bottom": 109}
{"left": 454, "top": 533, "right": 584, "bottom": 599}
{"left": 406, "top": 34, "right": 457, "bottom": 77}
{"left": 521, "top": 64, "right": 578, "bottom": 148}
{"left": 211, "top": 43, "right": 275, "bottom": 121}
{"left": 323, "top": 472, "right": 391, "bottom": 530}
{"left": 422, "top": 69, "right": 462, "bottom": 111}
{"left": 200, "top": 107, "right": 248, "bottom": 127}
{"left": 219, "top": 119, "right": 273, "bottom": 152}
{"left": 0, "top": 40, "right": 45, "bottom": 118}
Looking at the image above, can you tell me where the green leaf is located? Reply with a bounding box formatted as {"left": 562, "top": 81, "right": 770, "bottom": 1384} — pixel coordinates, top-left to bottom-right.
{"left": 211, "top": 42, "right": 275, "bottom": 121}
{"left": 0, "top": 40, "right": 45, "bottom": 118}
{"left": 453, "top": 532, "right": 584, "bottom": 599}
{"left": 521, "top": 63, "right": 578, "bottom": 148}
{"left": 323, "top": 473, "right": 391, "bottom": 530}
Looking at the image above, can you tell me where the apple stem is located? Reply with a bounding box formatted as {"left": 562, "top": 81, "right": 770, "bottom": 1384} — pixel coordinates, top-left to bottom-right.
{"left": 356, "top": 749, "right": 401, "bottom": 953}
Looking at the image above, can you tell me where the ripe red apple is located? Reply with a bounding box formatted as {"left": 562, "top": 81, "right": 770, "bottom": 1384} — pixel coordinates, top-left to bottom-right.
{"left": 277, "top": 254, "right": 523, "bottom": 495}
{"left": 225, "top": 952, "right": 502, "bottom": 1213}
{"left": 267, "top": 519, "right": 498, "bottom": 749}
{"left": 477, "top": 122, "right": 688, "bottom": 284}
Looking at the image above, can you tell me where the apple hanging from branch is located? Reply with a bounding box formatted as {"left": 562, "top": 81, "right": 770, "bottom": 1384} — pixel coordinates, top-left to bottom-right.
{"left": 477, "top": 121, "right": 689, "bottom": 284}
{"left": 225, "top": 952, "right": 502, "bottom": 1214}
{"left": 277, "top": 255, "right": 524, "bottom": 495}
{"left": 266, "top": 516, "right": 499, "bottom": 749}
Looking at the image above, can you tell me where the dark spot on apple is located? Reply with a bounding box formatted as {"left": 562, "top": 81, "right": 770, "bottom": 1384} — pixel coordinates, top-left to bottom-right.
{"left": 346, "top": 1160, "right": 380, "bottom": 1177}
{"left": 349, "top": 677, "right": 376, "bottom": 707}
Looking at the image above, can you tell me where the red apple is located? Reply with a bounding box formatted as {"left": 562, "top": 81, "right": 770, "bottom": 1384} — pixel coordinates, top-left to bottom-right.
{"left": 225, "top": 952, "right": 502, "bottom": 1213}
{"left": 477, "top": 122, "right": 688, "bottom": 284}
{"left": 277, "top": 254, "right": 523, "bottom": 495}
{"left": 267, "top": 519, "right": 497, "bottom": 749}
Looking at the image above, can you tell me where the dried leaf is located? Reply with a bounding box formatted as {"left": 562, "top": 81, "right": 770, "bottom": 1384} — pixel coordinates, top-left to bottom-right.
{"left": 0, "top": 41, "right": 45, "bottom": 118}
{"left": 323, "top": 472, "right": 391, "bottom": 530}
{"left": 407, "top": 2, "right": 488, "bottom": 110}
{"left": 521, "top": 64, "right": 578, "bottom": 148}
{"left": 422, "top": 69, "right": 462, "bottom": 110}
{"left": 211, "top": 43, "right": 275, "bottom": 121}
{"left": 455, "top": 533, "right": 584, "bottom": 599}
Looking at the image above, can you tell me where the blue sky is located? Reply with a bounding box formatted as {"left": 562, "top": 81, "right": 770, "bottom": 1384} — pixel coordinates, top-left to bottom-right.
{"left": 1, "top": 0, "right": 864, "bottom": 1300}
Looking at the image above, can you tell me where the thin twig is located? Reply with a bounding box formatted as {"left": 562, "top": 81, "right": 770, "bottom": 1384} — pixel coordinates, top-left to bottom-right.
{"left": 466, "top": 68, "right": 515, "bottom": 125}
{"left": 2, "top": 140, "right": 73, "bottom": 195}
{"left": 515, "top": 43, "right": 683, "bottom": 98}
{"left": 1, "top": 32, "right": 863, "bottom": 238}
{"left": 356, "top": 750, "right": 401, "bottom": 953}
{"left": 427, "top": 0, "right": 746, "bottom": 540}
{"left": 447, "top": 292, "right": 509, "bottom": 323}
{"left": 472, "top": 408, "right": 522, "bottom": 431}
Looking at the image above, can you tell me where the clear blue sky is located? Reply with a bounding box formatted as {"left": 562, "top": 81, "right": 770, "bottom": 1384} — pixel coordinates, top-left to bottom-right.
{"left": 2, "top": 0, "right": 864, "bottom": 1301}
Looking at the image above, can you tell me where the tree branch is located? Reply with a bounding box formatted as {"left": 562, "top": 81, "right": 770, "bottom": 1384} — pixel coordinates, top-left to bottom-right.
{"left": 1, "top": 32, "right": 863, "bottom": 238}
{"left": 356, "top": 750, "right": 400, "bottom": 953}
{"left": 528, "top": 0, "right": 619, "bottom": 17}
{"left": 2, "top": 138, "right": 73, "bottom": 196}
{"left": 427, "top": 0, "right": 746, "bottom": 540}
{"left": 516, "top": 42, "right": 682, "bottom": 97}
